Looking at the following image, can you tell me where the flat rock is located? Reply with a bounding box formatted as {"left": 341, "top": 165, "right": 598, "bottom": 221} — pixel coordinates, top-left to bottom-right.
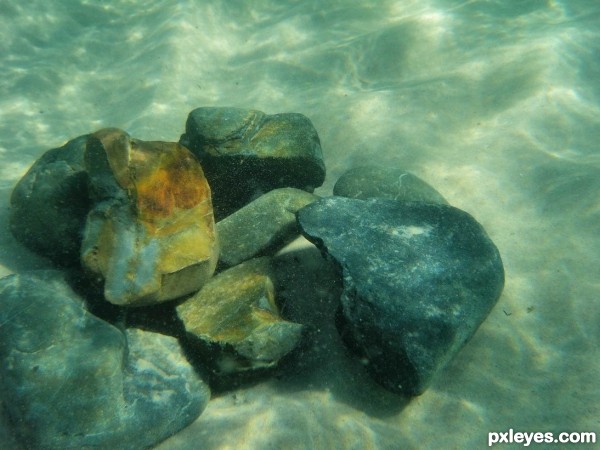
{"left": 81, "top": 128, "right": 218, "bottom": 306}
{"left": 333, "top": 165, "right": 448, "bottom": 204}
{"left": 216, "top": 187, "right": 318, "bottom": 267}
{"left": 180, "top": 107, "right": 325, "bottom": 219}
{"left": 177, "top": 257, "right": 303, "bottom": 376}
{"left": 0, "top": 270, "right": 210, "bottom": 450}
{"left": 297, "top": 197, "right": 504, "bottom": 396}
{"left": 9, "top": 135, "right": 91, "bottom": 265}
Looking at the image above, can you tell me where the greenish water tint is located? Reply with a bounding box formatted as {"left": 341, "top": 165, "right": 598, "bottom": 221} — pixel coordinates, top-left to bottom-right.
{"left": 1, "top": 1, "right": 599, "bottom": 448}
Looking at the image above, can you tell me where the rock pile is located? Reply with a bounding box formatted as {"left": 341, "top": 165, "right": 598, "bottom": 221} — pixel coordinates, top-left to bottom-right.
{"left": 2, "top": 107, "right": 503, "bottom": 448}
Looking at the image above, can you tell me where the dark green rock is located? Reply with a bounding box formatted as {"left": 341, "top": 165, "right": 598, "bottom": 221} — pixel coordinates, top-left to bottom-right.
{"left": 333, "top": 165, "right": 448, "bottom": 204}
{"left": 216, "top": 187, "right": 318, "bottom": 267}
{"left": 180, "top": 107, "right": 326, "bottom": 219}
{"left": 9, "top": 135, "right": 91, "bottom": 265}
{"left": 297, "top": 197, "right": 504, "bottom": 396}
{"left": 0, "top": 270, "right": 210, "bottom": 450}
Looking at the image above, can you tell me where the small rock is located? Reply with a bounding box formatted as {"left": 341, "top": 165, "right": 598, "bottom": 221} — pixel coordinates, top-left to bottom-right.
{"left": 177, "top": 257, "right": 303, "bottom": 376}
{"left": 9, "top": 135, "right": 91, "bottom": 265}
{"left": 81, "top": 128, "right": 218, "bottom": 306}
{"left": 0, "top": 270, "right": 210, "bottom": 450}
{"left": 297, "top": 197, "right": 504, "bottom": 396}
{"left": 216, "top": 187, "right": 319, "bottom": 267}
{"left": 333, "top": 165, "right": 448, "bottom": 204}
{"left": 181, "top": 107, "right": 326, "bottom": 219}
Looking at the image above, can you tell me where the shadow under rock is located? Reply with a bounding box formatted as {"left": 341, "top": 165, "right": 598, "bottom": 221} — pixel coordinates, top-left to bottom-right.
{"left": 65, "top": 269, "right": 191, "bottom": 344}
{"left": 270, "top": 245, "right": 410, "bottom": 418}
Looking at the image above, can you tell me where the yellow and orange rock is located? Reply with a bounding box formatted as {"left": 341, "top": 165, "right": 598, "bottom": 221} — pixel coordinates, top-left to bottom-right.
{"left": 176, "top": 257, "right": 304, "bottom": 374}
{"left": 81, "top": 128, "right": 218, "bottom": 306}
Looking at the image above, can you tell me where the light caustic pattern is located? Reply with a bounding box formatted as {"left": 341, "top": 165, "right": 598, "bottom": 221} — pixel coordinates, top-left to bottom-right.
{"left": 1, "top": 1, "right": 600, "bottom": 449}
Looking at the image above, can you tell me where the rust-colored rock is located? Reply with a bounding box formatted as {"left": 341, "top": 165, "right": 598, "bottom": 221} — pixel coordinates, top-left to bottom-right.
{"left": 81, "top": 128, "right": 218, "bottom": 306}
{"left": 176, "top": 257, "right": 303, "bottom": 375}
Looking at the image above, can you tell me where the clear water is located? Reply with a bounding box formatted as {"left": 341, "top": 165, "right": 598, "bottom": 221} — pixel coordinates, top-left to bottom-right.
{"left": 1, "top": 1, "right": 599, "bottom": 448}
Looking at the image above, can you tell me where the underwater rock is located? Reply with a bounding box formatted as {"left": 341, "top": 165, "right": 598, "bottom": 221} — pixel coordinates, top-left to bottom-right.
{"left": 333, "top": 165, "right": 448, "bottom": 204}
{"left": 9, "top": 135, "right": 91, "bottom": 266}
{"left": 297, "top": 197, "right": 504, "bottom": 396}
{"left": 0, "top": 270, "right": 210, "bottom": 450}
{"left": 180, "top": 107, "right": 326, "bottom": 219}
{"left": 177, "top": 257, "right": 304, "bottom": 376}
{"left": 81, "top": 128, "right": 218, "bottom": 306}
{"left": 216, "top": 187, "right": 319, "bottom": 268}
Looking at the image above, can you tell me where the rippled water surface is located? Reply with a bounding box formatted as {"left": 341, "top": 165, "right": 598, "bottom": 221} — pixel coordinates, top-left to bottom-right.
{"left": 1, "top": 1, "right": 599, "bottom": 448}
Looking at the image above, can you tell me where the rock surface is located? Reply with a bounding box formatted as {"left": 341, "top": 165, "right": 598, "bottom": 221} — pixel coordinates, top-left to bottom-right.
{"left": 333, "top": 165, "right": 448, "bottom": 204}
{"left": 181, "top": 107, "right": 326, "bottom": 219}
{"left": 0, "top": 270, "right": 210, "bottom": 450}
{"left": 297, "top": 197, "right": 504, "bottom": 396}
{"left": 81, "top": 128, "right": 218, "bottom": 306}
{"left": 177, "top": 257, "right": 303, "bottom": 376}
{"left": 216, "top": 187, "right": 318, "bottom": 267}
{"left": 9, "top": 135, "right": 91, "bottom": 265}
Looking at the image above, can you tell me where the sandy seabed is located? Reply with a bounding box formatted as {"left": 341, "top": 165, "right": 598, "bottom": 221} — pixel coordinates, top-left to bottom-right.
{"left": 1, "top": 1, "right": 599, "bottom": 449}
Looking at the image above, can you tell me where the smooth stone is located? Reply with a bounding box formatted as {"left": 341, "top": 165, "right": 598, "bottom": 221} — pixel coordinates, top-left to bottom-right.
{"left": 180, "top": 107, "right": 326, "bottom": 219}
{"left": 9, "top": 135, "right": 91, "bottom": 265}
{"left": 297, "top": 197, "right": 504, "bottom": 396}
{"left": 0, "top": 270, "right": 210, "bottom": 450}
{"left": 216, "top": 187, "right": 319, "bottom": 268}
{"left": 177, "top": 257, "right": 303, "bottom": 375}
{"left": 333, "top": 165, "right": 448, "bottom": 204}
{"left": 81, "top": 128, "right": 218, "bottom": 306}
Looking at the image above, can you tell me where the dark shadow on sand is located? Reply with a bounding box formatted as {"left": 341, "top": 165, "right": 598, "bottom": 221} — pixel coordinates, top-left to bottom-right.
{"left": 267, "top": 245, "right": 410, "bottom": 418}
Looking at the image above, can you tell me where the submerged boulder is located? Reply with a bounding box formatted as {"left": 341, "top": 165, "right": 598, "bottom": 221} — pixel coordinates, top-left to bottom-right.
{"left": 81, "top": 128, "right": 218, "bottom": 306}
{"left": 9, "top": 135, "right": 91, "bottom": 266}
{"left": 177, "top": 257, "right": 304, "bottom": 376}
{"left": 216, "top": 187, "right": 318, "bottom": 268}
{"left": 333, "top": 165, "right": 448, "bottom": 204}
{"left": 0, "top": 270, "right": 210, "bottom": 450}
{"left": 180, "top": 107, "right": 325, "bottom": 219}
{"left": 297, "top": 197, "right": 504, "bottom": 396}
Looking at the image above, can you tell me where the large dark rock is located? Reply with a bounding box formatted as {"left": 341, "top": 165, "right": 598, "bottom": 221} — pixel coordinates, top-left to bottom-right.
{"left": 9, "top": 135, "right": 91, "bottom": 265}
{"left": 216, "top": 187, "right": 318, "bottom": 268}
{"left": 0, "top": 270, "right": 210, "bottom": 450}
{"left": 297, "top": 197, "right": 504, "bottom": 396}
{"left": 180, "top": 107, "right": 326, "bottom": 219}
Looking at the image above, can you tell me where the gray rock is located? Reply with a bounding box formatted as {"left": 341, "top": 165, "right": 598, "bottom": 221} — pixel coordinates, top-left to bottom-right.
{"left": 9, "top": 135, "right": 91, "bottom": 265}
{"left": 216, "top": 187, "right": 318, "bottom": 267}
{"left": 297, "top": 197, "right": 504, "bottom": 396}
{"left": 333, "top": 165, "right": 448, "bottom": 204}
{"left": 123, "top": 328, "right": 211, "bottom": 433}
{"left": 0, "top": 270, "right": 210, "bottom": 450}
{"left": 180, "top": 107, "right": 326, "bottom": 219}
